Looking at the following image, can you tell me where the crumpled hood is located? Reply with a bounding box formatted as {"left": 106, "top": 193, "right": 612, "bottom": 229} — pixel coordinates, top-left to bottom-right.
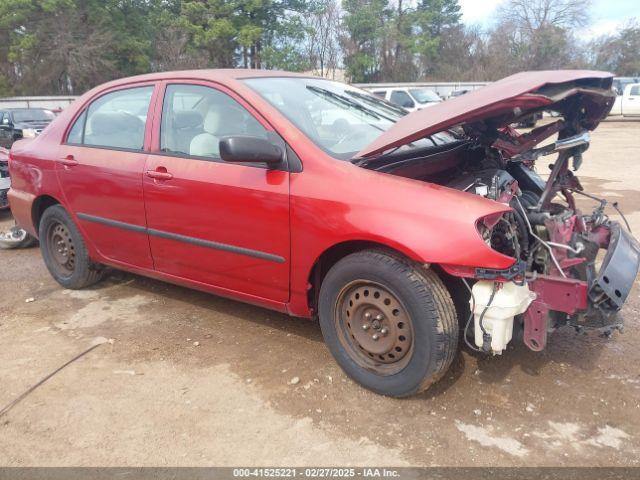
{"left": 357, "top": 70, "right": 615, "bottom": 158}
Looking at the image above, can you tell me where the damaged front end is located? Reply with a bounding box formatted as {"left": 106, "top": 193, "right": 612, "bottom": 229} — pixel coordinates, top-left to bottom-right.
{"left": 356, "top": 71, "right": 640, "bottom": 354}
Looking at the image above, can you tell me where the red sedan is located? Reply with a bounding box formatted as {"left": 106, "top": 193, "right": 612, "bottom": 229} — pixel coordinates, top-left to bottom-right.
{"left": 8, "top": 69, "right": 639, "bottom": 397}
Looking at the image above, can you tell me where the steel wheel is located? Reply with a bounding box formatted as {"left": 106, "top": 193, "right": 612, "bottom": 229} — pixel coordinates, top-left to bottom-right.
{"left": 47, "top": 221, "right": 76, "bottom": 276}
{"left": 335, "top": 280, "right": 414, "bottom": 376}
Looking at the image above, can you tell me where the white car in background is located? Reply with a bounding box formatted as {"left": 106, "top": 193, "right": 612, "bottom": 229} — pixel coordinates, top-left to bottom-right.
{"left": 610, "top": 83, "right": 640, "bottom": 117}
{"left": 369, "top": 87, "right": 441, "bottom": 112}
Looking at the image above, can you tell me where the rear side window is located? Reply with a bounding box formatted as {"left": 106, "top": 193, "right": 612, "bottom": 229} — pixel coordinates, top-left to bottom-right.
{"left": 160, "top": 84, "right": 268, "bottom": 159}
{"left": 67, "top": 86, "right": 153, "bottom": 150}
{"left": 630, "top": 85, "right": 640, "bottom": 96}
{"left": 67, "top": 111, "right": 86, "bottom": 144}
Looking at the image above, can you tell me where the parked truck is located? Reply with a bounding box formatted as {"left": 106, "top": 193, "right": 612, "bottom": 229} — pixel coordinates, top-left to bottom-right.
{"left": 610, "top": 83, "right": 640, "bottom": 117}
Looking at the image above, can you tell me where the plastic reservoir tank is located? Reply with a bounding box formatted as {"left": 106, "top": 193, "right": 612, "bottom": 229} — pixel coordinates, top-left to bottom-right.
{"left": 470, "top": 280, "right": 536, "bottom": 354}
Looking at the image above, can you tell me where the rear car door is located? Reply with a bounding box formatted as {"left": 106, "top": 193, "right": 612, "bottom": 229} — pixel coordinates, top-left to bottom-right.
{"left": 143, "top": 82, "right": 290, "bottom": 303}
{"left": 56, "top": 84, "right": 157, "bottom": 269}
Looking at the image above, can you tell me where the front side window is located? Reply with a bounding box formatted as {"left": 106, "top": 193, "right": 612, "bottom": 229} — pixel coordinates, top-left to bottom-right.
{"left": 160, "top": 84, "right": 268, "bottom": 159}
{"left": 390, "top": 90, "right": 415, "bottom": 109}
{"left": 69, "top": 86, "right": 153, "bottom": 150}
{"left": 630, "top": 85, "right": 640, "bottom": 97}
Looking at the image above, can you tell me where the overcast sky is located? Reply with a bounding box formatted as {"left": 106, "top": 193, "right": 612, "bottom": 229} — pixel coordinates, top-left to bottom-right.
{"left": 458, "top": 0, "right": 638, "bottom": 39}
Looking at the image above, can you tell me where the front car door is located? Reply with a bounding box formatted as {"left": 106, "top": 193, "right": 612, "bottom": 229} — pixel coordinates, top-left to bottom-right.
{"left": 390, "top": 90, "right": 416, "bottom": 111}
{"left": 626, "top": 84, "right": 640, "bottom": 115}
{"left": 143, "top": 82, "right": 290, "bottom": 303}
{"left": 56, "top": 84, "right": 157, "bottom": 269}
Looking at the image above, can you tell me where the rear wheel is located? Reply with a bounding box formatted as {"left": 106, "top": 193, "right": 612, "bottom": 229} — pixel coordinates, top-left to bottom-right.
{"left": 39, "top": 205, "right": 104, "bottom": 289}
{"left": 318, "top": 250, "right": 458, "bottom": 397}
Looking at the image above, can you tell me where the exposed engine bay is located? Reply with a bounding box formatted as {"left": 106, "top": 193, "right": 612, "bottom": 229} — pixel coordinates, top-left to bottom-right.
{"left": 357, "top": 87, "right": 640, "bottom": 355}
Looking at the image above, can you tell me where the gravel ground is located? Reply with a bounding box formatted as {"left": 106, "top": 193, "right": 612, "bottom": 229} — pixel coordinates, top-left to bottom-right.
{"left": 0, "top": 120, "right": 639, "bottom": 467}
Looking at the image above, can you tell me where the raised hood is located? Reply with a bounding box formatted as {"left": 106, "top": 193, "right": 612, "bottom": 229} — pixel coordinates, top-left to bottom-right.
{"left": 357, "top": 70, "right": 615, "bottom": 158}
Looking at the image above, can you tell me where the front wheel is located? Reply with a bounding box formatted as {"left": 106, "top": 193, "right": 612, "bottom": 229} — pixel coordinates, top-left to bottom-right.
{"left": 39, "top": 205, "right": 104, "bottom": 289}
{"left": 318, "top": 250, "right": 458, "bottom": 397}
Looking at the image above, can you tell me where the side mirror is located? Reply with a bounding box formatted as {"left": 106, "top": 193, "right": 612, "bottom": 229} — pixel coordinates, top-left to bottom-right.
{"left": 219, "top": 135, "right": 283, "bottom": 166}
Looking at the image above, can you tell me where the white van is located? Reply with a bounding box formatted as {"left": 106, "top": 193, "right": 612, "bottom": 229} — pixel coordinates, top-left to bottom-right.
{"left": 368, "top": 87, "right": 442, "bottom": 112}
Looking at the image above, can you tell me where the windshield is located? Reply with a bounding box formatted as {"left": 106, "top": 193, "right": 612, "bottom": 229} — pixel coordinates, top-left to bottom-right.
{"left": 12, "top": 109, "right": 55, "bottom": 123}
{"left": 409, "top": 89, "right": 441, "bottom": 104}
{"left": 245, "top": 77, "right": 451, "bottom": 160}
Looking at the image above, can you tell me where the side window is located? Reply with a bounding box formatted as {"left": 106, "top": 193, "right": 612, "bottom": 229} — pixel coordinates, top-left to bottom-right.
{"left": 67, "top": 110, "right": 86, "bottom": 144}
{"left": 390, "top": 90, "right": 415, "bottom": 109}
{"left": 1, "top": 113, "right": 9, "bottom": 125}
{"left": 630, "top": 85, "right": 640, "bottom": 97}
{"left": 160, "top": 84, "right": 268, "bottom": 159}
{"left": 80, "top": 86, "right": 153, "bottom": 150}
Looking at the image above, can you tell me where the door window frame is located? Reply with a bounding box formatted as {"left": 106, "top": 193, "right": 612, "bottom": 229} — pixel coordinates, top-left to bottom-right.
{"left": 149, "top": 79, "right": 298, "bottom": 172}
{"left": 62, "top": 81, "right": 161, "bottom": 153}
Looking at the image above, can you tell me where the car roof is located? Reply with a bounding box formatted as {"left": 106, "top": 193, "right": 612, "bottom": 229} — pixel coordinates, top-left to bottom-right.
{"left": 6, "top": 107, "right": 51, "bottom": 111}
{"left": 98, "top": 69, "right": 321, "bottom": 88}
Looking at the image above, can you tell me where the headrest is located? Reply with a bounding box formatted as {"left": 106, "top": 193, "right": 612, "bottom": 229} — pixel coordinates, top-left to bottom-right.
{"left": 90, "top": 112, "right": 142, "bottom": 136}
{"left": 203, "top": 106, "right": 245, "bottom": 136}
{"left": 173, "top": 110, "right": 203, "bottom": 129}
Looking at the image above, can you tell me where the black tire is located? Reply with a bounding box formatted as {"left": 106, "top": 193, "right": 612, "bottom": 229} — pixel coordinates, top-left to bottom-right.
{"left": 318, "top": 250, "right": 458, "bottom": 397}
{"left": 39, "top": 205, "right": 104, "bottom": 289}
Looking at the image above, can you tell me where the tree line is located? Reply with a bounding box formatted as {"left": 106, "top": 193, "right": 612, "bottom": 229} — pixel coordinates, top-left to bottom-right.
{"left": 0, "top": 0, "right": 638, "bottom": 96}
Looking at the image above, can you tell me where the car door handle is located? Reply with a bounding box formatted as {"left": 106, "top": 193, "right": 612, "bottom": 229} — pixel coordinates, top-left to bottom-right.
{"left": 57, "top": 155, "right": 78, "bottom": 167}
{"left": 145, "top": 169, "right": 173, "bottom": 180}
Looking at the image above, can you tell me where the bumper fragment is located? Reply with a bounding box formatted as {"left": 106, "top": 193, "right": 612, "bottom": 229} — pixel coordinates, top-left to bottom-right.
{"left": 589, "top": 223, "right": 640, "bottom": 311}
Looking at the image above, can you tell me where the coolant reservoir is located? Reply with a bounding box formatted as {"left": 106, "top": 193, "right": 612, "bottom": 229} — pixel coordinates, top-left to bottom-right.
{"left": 470, "top": 281, "right": 535, "bottom": 354}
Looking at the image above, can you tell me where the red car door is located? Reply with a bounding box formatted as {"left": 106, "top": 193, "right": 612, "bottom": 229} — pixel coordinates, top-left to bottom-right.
{"left": 143, "top": 82, "right": 290, "bottom": 303}
{"left": 56, "top": 84, "right": 157, "bottom": 269}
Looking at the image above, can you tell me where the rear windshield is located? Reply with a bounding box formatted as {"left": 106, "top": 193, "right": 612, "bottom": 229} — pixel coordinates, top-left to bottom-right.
{"left": 12, "top": 109, "right": 55, "bottom": 123}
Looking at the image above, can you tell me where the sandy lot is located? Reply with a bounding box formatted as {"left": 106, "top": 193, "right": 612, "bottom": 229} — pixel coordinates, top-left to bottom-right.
{"left": 1, "top": 120, "right": 639, "bottom": 467}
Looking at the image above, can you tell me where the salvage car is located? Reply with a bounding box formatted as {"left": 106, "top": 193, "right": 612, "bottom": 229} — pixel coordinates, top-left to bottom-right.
{"left": 7, "top": 69, "right": 639, "bottom": 397}
{"left": 0, "top": 108, "right": 55, "bottom": 148}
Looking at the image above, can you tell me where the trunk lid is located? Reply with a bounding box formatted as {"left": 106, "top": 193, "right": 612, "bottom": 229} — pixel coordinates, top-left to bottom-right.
{"left": 356, "top": 70, "right": 615, "bottom": 159}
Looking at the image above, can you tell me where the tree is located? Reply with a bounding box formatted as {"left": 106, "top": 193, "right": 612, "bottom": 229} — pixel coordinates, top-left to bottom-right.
{"left": 413, "top": 0, "right": 462, "bottom": 78}
{"left": 341, "top": 0, "right": 390, "bottom": 82}
{"left": 304, "top": 0, "right": 342, "bottom": 78}
{"left": 493, "top": 0, "right": 591, "bottom": 72}
{"left": 591, "top": 21, "right": 640, "bottom": 76}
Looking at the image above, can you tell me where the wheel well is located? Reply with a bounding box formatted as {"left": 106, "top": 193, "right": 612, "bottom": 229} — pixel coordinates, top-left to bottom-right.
{"left": 307, "top": 242, "right": 465, "bottom": 320}
{"left": 31, "top": 195, "right": 60, "bottom": 234}
{"left": 307, "top": 241, "right": 415, "bottom": 315}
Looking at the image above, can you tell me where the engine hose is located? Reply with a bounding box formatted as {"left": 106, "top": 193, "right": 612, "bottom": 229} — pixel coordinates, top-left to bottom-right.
{"left": 461, "top": 279, "right": 497, "bottom": 353}
{"left": 461, "top": 278, "right": 482, "bottom": 353}
{"left": 478, "top": 283, "right": 497, "bottom": 353}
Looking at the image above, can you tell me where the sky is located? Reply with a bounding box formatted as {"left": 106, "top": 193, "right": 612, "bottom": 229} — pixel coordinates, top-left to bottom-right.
{"left": 458, "top": 0, "right": 638, "bottom": 39}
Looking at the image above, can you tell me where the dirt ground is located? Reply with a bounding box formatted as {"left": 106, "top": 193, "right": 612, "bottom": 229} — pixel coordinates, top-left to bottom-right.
{"left": 1, "top": 120, "right": 639, "bottom": 467}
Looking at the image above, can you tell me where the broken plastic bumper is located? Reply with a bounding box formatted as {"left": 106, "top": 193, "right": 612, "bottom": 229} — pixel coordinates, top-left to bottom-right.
{"left": 589, "top": 223, "right": 640, "bottom": 312}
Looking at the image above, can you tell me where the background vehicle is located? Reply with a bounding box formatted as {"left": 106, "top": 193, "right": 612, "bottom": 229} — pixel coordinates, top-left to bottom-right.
{"left": 369, "top": 86, "right": 441, "bottom": 111}
{"left": 610, "top": 83, "right": 640, "bottom": 116}
{"left": 0, "top": 108, "right": 55, "bottom": 148}
{"left": 7, "top": 70, "right": 638, "bottom": 398}
{"left": 612, "top": 76, "right": 640, "bottom": 96}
